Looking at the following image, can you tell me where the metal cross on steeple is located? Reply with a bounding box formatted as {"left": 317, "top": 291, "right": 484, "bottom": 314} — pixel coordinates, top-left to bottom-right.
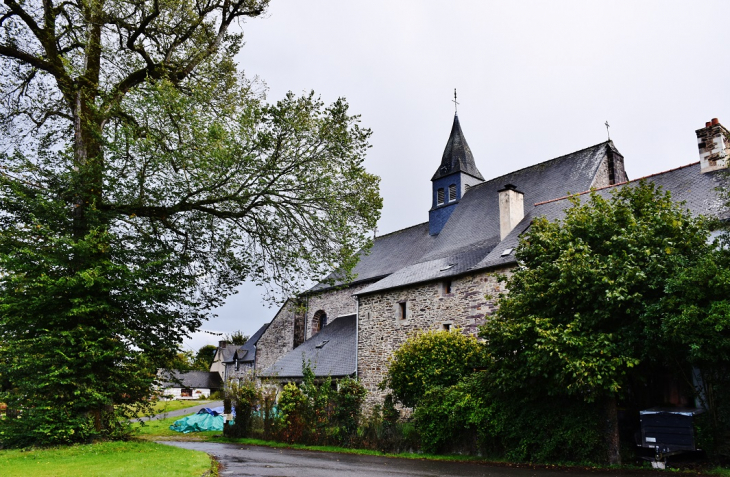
{"left": 452, "top": 88, "right": 459, "bottom": 114}
{"left": 605, "top": 120, "right": 611, "bottom": 140}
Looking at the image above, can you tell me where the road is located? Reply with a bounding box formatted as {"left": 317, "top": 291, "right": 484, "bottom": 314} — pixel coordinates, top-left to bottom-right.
{"left": 162, "top": 441, "right": 657, "bottom": 477}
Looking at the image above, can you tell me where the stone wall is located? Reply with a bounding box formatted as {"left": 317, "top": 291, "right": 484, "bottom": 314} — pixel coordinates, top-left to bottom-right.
{"left": 305, "top": 282, "right": 369, "bottom": 339}
{"left": 255, "top": 300, "right": 300, "bottom": 373}
{"left": 356, "top": 267, "right": 512, "bottom": 408}
{"left": 224, "top": 362, "right": 255, "bottom": 384}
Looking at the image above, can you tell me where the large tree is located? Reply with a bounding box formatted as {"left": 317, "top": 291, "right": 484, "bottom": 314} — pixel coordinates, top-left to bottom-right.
{"left": 481, "top": 182, "right": 712, "bottom": 464}
{"left": 0, "top": 0, "right": 381, "bottom": 446}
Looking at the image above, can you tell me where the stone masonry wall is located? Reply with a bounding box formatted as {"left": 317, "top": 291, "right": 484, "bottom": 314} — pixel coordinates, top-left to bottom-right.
{"left": 356, "top": 267, "right": 512, "bottom": 408}
{"left": 255, "top": 300, "right": 300, "bottom": 373}
{"left": 305, "top": 282, "right": 369, "bottom": 339}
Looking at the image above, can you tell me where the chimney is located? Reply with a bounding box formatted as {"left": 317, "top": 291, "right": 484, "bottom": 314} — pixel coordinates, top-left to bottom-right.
{"left": 696, "top": 118, "right": 730, "bottom": 173}
{"left": 499, "top": 184, "right": 524, "bottom": 240}
{"left": 218, "top": 340, "right": 227, "bottom": 349}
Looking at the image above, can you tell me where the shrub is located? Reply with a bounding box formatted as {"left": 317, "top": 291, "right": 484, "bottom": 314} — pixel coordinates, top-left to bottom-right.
{"left": 382, "top": 329, "right": 484, "bottom": 407}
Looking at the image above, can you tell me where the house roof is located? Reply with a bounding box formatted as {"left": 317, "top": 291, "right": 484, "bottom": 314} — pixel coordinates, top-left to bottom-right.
{"left": 216, "top": 344, "right": 244, "bottom": 363}
{"left": 431, "top": 114, "right": 485, "bottom": 181}
{"left": 259, "top": 314, "right": 357, "bottom": 379}
{"left": 356, "top": 141, "right": 616, "bottom": 295}
{"left": 159, "top": 370, "right": 223, "bottom": 390}
{"left": 223, "top": 323, "right": 269, "bottom": 364}
{"left": 474, "top": 162, "right": 729, "bottom": 271}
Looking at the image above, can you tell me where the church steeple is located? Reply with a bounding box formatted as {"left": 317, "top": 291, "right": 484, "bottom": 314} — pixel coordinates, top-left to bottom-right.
{"left": 428, "top": 113, "right": 485, "bottom": 235}
{"left": 431, "top": 114, "right": 484, "bottom": 182}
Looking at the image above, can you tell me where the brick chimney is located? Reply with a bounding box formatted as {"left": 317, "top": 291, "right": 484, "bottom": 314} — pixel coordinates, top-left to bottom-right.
{"left": 499, "top": 184, "right": 524, "bottom": 240}
{"left": 696, "top": 118, "right": 730, "bottom": 173}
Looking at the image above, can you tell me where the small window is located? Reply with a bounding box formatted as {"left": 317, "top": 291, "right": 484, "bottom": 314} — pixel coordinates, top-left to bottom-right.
{"left": 235, "top": 358, "right": 239, "bottom": 371}
{"left": 181, "top": 388, "right": 192, "bottom": 397}
{"left": 442, "top": 279, "right": 452, "bottom": 295}
{"left": 437, "top": 188, "right": 445, "bottom": 205}
{"left": 397, "top": 301, "right": 407, "bottom": 322}
{"left": 465, "top": 184, "right": 471, "bottom": 192}
{"left": 312, "top": 310, "right": 327, "bottom": 334}
{"left": 448, "top": 184, "right": 457, "bottom": 201}
{"left": 442, "top": 323, "right": 452, "bottom": 332}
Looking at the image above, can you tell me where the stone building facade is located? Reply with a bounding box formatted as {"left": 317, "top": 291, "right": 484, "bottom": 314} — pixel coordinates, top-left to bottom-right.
{"left": 253, "top": 114, "right": 728, "bottom": 410}
{"left": 356, "top": 268, "right": 510, "bottom": 406}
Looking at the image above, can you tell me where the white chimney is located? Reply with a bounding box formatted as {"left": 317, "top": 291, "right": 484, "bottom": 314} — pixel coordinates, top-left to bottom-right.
{"left": 499, "top": 184, "right": 524, "bottom": 240}
{"left": 696, "top": 118, "right": 730, "bottom": 173}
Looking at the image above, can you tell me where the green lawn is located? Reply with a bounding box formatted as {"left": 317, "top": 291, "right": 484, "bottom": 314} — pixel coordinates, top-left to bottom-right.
{"left": 140, "top": 399, "right": 214, "bottom": 417}
{"left": 0, "top": 441, "right": 214, "bottom": 477}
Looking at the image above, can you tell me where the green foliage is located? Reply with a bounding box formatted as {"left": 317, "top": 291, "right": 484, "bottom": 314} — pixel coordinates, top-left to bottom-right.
{"left": 382, "top": 330, "right": 484, "bottom": 407}
{"left": 414, "top": 374, "right": 605, "bottom": 462}
{"left": 224, "top": 332, "right": 249, "bottom": 346}
{"left": 224, "top": 378, "right": 262, "bottom": 438}
{"left": 274, "top": 362, "right": 367, "bottom": 446}
{"left": 193, "top": 345, "right": 218, "bottom": 371}
{"left": 0, "top": 0, "right": 381, "bottom": 447}
{"left": 482, "top": 182, "right": 711, "bottom": 401}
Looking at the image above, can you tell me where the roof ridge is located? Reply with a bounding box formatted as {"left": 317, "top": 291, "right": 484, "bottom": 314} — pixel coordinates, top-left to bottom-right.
{"left": 465, "top": 141, "right": 612, "bottom": 192}
{"left": 534, "top": 161, "right": 701, "bottom": 206}
{"left": 374, "top": 221, "right": 428, "bottom": 240}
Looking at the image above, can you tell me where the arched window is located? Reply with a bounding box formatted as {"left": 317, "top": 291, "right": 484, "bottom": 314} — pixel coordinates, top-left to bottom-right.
{"left": 448, "top": 184, "right": 457, "bottom": 202}
{"left": 437, "top": 188, "right": 445, "bottom": 205}
{"left": 312, "top": 310, "right": 328, "bottom": 334}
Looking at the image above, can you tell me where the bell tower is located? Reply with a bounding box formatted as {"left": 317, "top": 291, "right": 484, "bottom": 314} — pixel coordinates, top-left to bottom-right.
{"left": 428, "top": 113, "right": 485, "bottom": 235}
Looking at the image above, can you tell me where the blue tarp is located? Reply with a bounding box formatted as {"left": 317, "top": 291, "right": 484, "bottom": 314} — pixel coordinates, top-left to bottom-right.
{"left": 169, "top": 413, "right": 224, "bottom": 433}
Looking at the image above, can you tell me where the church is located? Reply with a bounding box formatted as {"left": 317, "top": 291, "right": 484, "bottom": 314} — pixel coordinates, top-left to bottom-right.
{"left": 241, "top": 114, "right": 728, "bottom": 408}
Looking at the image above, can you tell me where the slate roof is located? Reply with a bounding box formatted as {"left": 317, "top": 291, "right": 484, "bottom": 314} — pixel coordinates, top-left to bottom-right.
{"left": 216, "top": 344, "right": 244, "bottom": 363}
{"left": 259, "top": 315, "right": 357, "bottom": 379}
{"left": 309, "top": 222, "right": 435, "bottom": 292}
{"left": 431, "top": 114, "right": 485, "bottom": 181}
{"left": 474, "top": 163, "right": 729, "bottom": 271}
{"left": 356, "top": 141, "right": 617, "bottom": 295}
{"left": 159, "top": 370, "right": 223, "bottom": 390}
{"left": 223, "top": 323, "right": 269, "bottom": 364}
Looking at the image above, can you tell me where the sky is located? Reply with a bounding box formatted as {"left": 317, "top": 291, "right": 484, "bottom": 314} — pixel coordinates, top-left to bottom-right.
{"left": 183, "top": 0, "right": 730, "bottom": 351}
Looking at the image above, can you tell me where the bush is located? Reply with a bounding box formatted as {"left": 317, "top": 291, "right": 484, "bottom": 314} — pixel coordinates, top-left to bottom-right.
{"left": 413, "top": 373, "right": 606, "bottom": 463}
{"left": 382, "top": 329, "right": 484, "bottom": 407}
{"left": 224, "top": 378, "right": 261, "bottom": 438}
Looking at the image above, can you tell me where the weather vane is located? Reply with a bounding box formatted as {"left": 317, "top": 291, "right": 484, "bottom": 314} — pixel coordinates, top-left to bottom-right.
{"left": 605, "top": 120, "right": 610, "bottom": 140}
{"left": 452, "top": 88, "right": 459, "bottom": 114}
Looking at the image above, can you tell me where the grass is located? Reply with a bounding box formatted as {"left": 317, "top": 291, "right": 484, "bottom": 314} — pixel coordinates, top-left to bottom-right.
{"left": 136, "top": 399, "right": 214, "bottom": 418}
{"left": 0, "top": 441, "right": 214, "bottom": 477}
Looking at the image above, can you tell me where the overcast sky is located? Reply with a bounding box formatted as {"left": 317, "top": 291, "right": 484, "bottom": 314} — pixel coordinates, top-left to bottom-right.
{"left": 183, "top": 0, "right": 730, "bottom": 351}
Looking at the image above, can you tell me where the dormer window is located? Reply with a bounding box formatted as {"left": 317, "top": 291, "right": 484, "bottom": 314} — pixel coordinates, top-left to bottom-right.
{"left": 448, "top": 184, "right": 457, "bottom": 202}
{"left": 437, "top": 188, "right": 445, "bottom": 205}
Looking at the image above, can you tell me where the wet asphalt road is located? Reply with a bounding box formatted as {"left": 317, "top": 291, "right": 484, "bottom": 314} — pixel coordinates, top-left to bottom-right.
{"left": 161, "top": 441, "right": 658, "bottom": 477}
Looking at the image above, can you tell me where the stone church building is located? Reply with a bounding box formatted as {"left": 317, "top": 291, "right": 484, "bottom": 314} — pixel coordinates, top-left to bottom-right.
{"left": 253, "top": 114, "right": 729, "bottom": 408}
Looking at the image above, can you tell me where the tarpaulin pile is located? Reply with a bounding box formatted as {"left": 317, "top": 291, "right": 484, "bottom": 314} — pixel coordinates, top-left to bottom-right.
{"left": 169, "top": 406, "right": 231, "bottom": 433}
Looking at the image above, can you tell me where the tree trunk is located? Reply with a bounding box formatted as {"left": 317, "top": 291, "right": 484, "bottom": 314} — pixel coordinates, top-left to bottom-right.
{"left": 606, "top": 394, "right": 621, "bottom": 465}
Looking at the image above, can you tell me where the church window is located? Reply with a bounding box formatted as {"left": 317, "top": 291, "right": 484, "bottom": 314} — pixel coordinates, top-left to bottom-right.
{"left": 449, "top": 184, "right": 457, "bottom": 201}
{"left": 437, "top": 188, "right": 445, "bottom": 205}
{"left": 312, "top": 310, "right": 327, "bottom": 334}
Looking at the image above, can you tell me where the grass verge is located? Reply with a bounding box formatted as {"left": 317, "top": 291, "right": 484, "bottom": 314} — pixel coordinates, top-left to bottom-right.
{"left": 0, "top": 440, "right": 214, "bottom": 477}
